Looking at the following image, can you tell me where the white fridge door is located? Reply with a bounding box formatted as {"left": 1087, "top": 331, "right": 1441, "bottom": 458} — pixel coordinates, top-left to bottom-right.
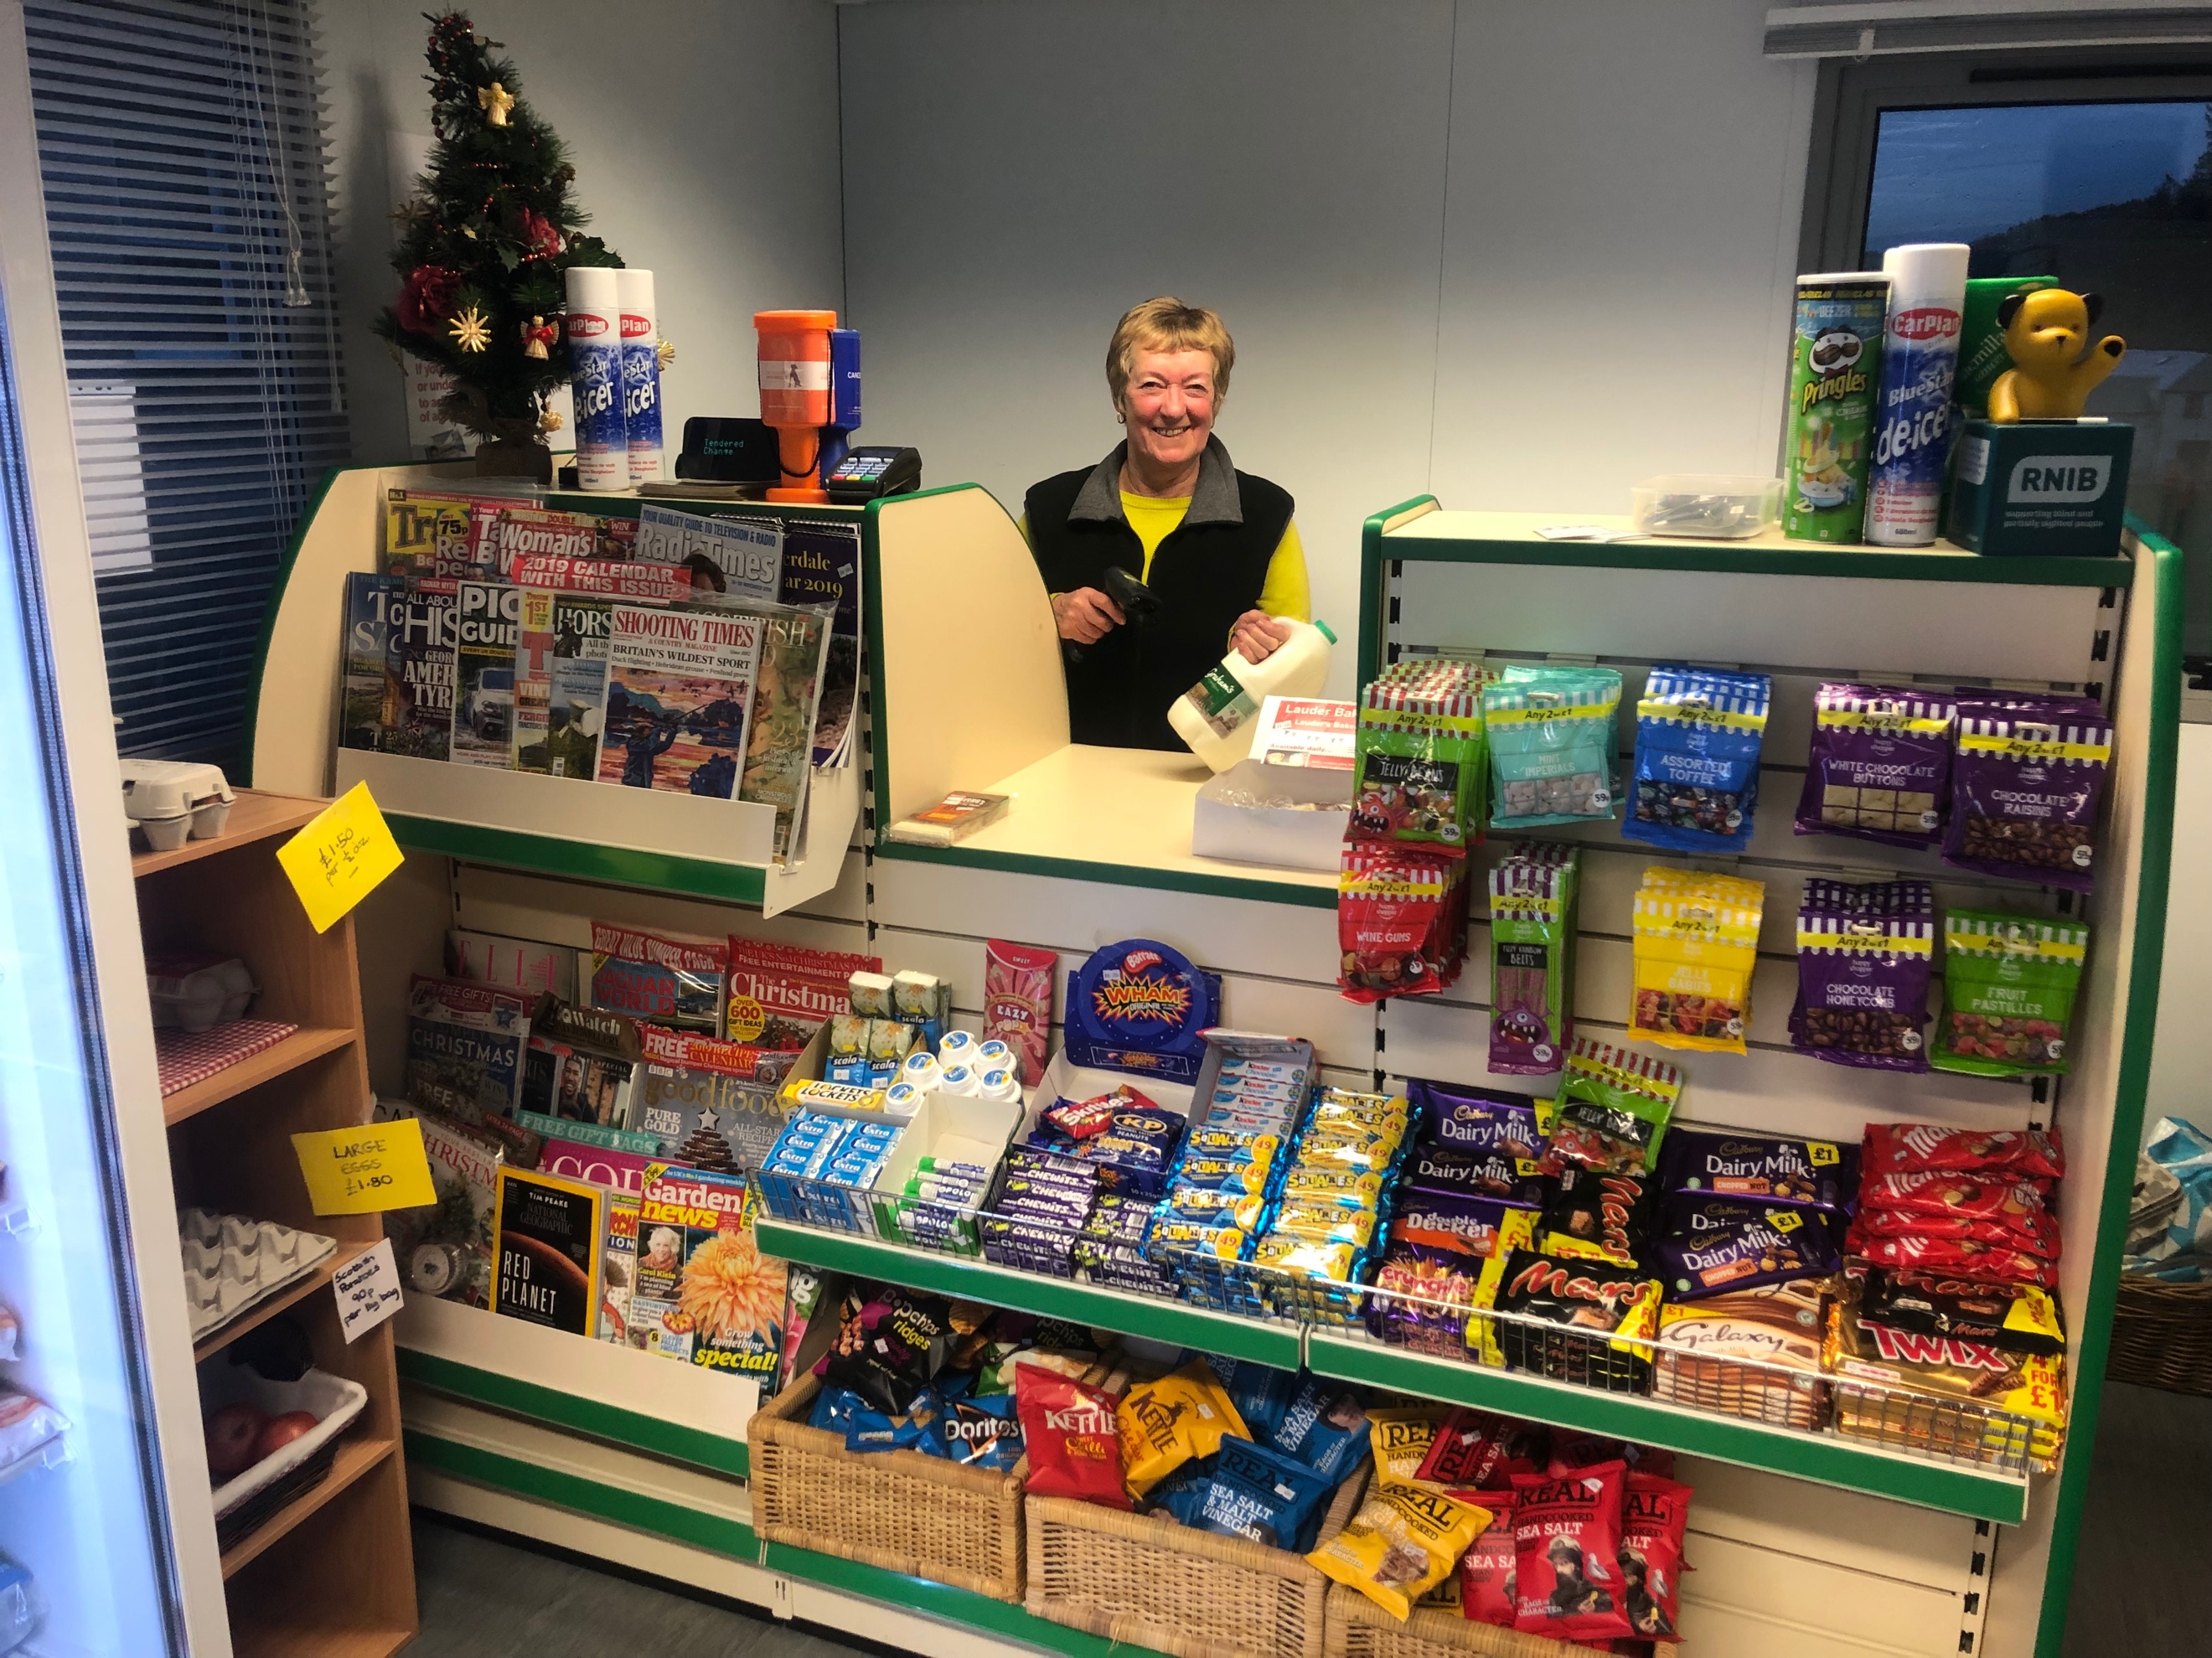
{"left": 0, "top": 3, "right": 231, "bottom": 1653}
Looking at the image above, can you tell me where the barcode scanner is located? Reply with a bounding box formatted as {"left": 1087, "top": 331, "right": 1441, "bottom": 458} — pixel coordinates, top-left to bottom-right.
{"left": 1066, "top": 565, "right": 1159, "bottom": 663}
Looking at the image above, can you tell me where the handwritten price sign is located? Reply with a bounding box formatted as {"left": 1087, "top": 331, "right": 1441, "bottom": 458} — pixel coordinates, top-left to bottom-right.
{"left": 333, "top": 1237, "right": 405, "bottom": 1343}
{"left": 291, "top": 1118, "right": 438, "bottom": 1216}
{"left": 276, "top": 782, "right": 403, "bottom": 933}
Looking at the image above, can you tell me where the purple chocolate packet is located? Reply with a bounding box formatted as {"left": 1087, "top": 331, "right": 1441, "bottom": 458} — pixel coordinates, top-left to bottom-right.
{"left": 1789, "top": 878, "right": 1935, "bottom": 1072}
{"left": 1795, "top": 684, "right": 1957, "bottom": 850}
{"left": 1656, "top": 1194, "right": 1840, "bottom": 1300}
{"left": 1403, "top": 1143, "right": 1544, "bottom": 1205}
{"left": 1409, "top": 1081, "right": 1544, "bottom": 1163}
{"left": 1392, "top": 1181, "right": 1547, "bottom": 1257}
{"left": 1943, "top": 691, "right": 2111, "bottom": 893}
{"left": 1367, "top": 1221, "right": 1488, "bottom": 1358}
{"left": 1660, "top": 1128, "right": 1858, "bottom": 1213}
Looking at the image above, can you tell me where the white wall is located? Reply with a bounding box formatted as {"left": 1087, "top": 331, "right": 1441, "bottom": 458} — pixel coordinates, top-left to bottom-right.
{"left": 837, "top": 0, "right": 1817, "bottom": 698}
{"left": 315, "top": 0, "right": 845, "bottom": 466}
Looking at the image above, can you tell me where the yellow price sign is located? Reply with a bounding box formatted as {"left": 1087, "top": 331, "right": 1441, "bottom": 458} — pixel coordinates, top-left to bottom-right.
{"left": 291, "top": 1117, "right": 438, "bottom": 1216}
{"left": 276, "top": 781, "right": 403, "bottom": 933}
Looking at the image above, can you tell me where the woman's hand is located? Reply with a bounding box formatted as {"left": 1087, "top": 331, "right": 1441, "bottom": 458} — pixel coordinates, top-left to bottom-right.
{"left": 1053, "top": 587, "right": 1125, "bottom": 645}
{"left": 1230, "top": 611, "right": 1293, "bottom": 663}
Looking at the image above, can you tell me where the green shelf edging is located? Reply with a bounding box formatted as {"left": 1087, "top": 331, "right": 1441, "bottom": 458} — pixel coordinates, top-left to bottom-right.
{"left": 1303, "top": 1335, "right": 2029, "bottom": 1526}
{"left": 870, "top": 839, "right": 1340, "bottom": 911}
{"left": 753, "top": 1221, "right": 1304, "bottom": 1369}
{"left": 404, "top": 1428, "right": 757, "bottom": 1558}
{"left": 762, "top": 1541, "right": 1141, "bottom": 1658}
{"left": 396, "top": 1347, "right": 750, "bottom": 1479}
{"left": 385, "top": 814, "right": 769, "bottom": 906}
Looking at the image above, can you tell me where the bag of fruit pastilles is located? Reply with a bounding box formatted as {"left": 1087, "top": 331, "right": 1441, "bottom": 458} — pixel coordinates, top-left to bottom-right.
{"left": 1629, "top": 867, "right": 1765, "bottom": 1054}
{"left": 1931, "top": 910, "right": 2087, "bottom": 1078}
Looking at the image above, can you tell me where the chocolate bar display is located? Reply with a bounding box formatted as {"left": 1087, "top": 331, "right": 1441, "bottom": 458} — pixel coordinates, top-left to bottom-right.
{"left": 1653, "top": 1196, "right": 1838, "bottom": 1300}
{"left": 1652, "top": 1279, "right": 1829, "bottom": 1430}
{"left": 1660, "top": 1128, "right": 1858, "bottom": 1211}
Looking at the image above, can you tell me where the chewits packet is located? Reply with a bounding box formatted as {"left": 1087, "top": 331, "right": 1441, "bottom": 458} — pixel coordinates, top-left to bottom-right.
{"left": 1510, "top": 1461, "right": 1631, "bottom": 1643}
{"left": 984, "top": 938, "right": 1056, "bottom": 1086}
{"left": 1016, "top": 1367, "right": 1129, "bottom": 1510}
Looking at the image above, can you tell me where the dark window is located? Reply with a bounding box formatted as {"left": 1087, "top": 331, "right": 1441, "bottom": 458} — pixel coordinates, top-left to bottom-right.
{"left": 23, "top": 0, "right": 347, "bottom": 766}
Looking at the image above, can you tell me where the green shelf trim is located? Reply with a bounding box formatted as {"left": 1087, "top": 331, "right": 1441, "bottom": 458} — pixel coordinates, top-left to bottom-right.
{"left": 1368, "top": 530, "right": 2133, "bottom": 589}
{"left": 397, "top": 1347, "right": 750, "bottom": 1478}
{"left": 404, "top": 1428, "right": 757, "bottom": 1558}
{"left": 762, "top": 1541, "right": 1138, "bottom": 1658}
{"left": 1303, "top": 1335, "right": 2030, "bottom": 1526}
{"left": 385, "top": 814, "right": 768, "bottom": 905}
{"left": 754, "top": 1220, "right": 1305, "bottom": 1368}
{"left": 2031, "top": 529, "right": 2185, "bottom": 1658}
{"left": 870, "top": 839, "right": 1339, "bottom": 910}
{"left": 1358, "top": 494, "right": 1439, "bottom": 687}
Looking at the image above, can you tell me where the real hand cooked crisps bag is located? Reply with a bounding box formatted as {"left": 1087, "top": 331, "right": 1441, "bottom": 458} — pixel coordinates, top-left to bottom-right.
{"left": 1510, "top": 1461, "right": 1631, "bottom": 1643}
{"left": 1620, "top": 1471, "right": 1694, "bottom": 1640}
{"left": 1309, "top": 1479, "right": 1492, "bottom": 1619}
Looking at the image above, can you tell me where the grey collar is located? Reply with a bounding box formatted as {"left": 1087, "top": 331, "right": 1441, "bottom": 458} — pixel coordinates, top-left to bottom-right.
{"left": 1067, "top": 435, "right": 1243, "bottom": 528}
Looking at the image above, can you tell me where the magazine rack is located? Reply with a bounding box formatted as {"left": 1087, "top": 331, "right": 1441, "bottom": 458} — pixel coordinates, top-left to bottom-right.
{"left": 246, "top": 464, "right": 862, "bottom": 916}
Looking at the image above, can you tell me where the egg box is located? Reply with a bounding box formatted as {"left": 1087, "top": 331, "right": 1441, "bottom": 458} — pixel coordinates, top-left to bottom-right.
{"left": 120, "top": 758, "right": 234, "bottom": 850}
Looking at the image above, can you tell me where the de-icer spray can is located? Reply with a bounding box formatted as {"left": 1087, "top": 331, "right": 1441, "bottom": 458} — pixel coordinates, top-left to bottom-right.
{"left": 1783, "top": 273, "right": 1889, "bottom": 542}
{"left": 1867, "top": 243, "right": 1970, "bottom": 546}
{"left": 617, "top": 268, "right": 663, "bottom": 483}
{"left": 565, "top": 266, "right": 627, "bottom": 492}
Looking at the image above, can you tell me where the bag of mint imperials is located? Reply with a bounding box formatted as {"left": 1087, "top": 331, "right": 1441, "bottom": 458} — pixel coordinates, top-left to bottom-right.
{"left": 1931, "top": 909, "right": 2087, "bottom": 1077}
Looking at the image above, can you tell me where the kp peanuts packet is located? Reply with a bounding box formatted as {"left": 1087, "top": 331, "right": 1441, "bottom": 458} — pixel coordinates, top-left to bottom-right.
{"left": 1309, "top": 1480, "right": 1493, "bottom": 1619}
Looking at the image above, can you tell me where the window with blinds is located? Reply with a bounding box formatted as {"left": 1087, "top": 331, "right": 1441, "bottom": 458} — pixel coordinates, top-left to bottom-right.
{"left": 24, "top": 0, "right": 347, "bottom": 764}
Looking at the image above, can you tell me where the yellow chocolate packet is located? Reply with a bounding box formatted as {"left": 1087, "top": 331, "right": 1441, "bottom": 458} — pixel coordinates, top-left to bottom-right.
{"left": 1307, "top": 1478, "right": 1492, "bottom": 1619}
{"left": 1116, "top": 1357, "right": 1250, "bottom": 1497}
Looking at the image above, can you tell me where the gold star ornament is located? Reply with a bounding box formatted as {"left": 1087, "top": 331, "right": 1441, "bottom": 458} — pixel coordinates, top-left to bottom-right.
{"left": 655, "top": 336, "right": 676, "bottom": 370}
{"left": 478, "top": 82, "right": 514, "bottom": 127}
{"left": 448, "top": 305, "right": 492, "bottom": 352}
{"left": 539, "top": 408, "right": 565, "bottom": 433}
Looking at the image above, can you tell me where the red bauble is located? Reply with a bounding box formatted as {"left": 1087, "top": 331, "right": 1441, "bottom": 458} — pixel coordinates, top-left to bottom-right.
{"left": 518, "top": 208, "right": 563, "bottom": 260}
{"left": 397, "top": 264, "right": 463, "bottom": 333}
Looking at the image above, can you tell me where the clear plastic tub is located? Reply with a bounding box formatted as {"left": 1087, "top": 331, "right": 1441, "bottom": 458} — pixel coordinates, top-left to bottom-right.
{"left": 1630, "top": 474, "right": 1783, "bottom": 540}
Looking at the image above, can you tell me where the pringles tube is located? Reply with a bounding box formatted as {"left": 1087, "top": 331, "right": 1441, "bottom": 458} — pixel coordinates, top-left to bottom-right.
{"left": 1783, "top": 272, "right": 1889, "bottom": 543}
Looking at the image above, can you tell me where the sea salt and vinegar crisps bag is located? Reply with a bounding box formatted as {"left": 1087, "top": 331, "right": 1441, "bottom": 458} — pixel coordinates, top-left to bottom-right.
{"left": 1630, "top": 868, "right": 1765, "bottom": 1055}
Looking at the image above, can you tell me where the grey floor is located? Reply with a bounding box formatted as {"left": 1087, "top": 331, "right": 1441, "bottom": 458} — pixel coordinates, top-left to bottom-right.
{"left": 406, "top": 1379, "right": 2212, "bottom": 1657}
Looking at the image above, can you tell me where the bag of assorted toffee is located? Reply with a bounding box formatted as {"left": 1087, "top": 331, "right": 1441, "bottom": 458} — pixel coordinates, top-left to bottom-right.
{"left": 1944, "top": 690, "right": 2112, "bottom": 891}
{"left": 1796, "top": 684, "right": 1957, "bottom": 849}
{"left": 1790, "top": 877, "right": 1936, "bottom": 1072}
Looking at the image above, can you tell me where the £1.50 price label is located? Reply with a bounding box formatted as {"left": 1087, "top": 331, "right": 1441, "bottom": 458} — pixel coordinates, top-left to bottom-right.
{"left": 291, "top": 1118, "right": 437, "bottom": 1216}
{"left": 276, "top": 781, "right": 404, "bottom": 933}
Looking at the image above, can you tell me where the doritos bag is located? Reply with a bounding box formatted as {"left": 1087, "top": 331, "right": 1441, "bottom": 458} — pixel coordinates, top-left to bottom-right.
{"left": 1016, "top": 1368, "right": 1130, "bottom": 1510}
{"left": 1510, "top": 1461, "right": 1631, "bottom": 1643}
{"left": 1620, "top": 1471, "right": 1693, "bottom": 1640}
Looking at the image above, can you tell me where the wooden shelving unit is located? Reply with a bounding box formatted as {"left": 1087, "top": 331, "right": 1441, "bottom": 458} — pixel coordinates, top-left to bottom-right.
{"left": 134, "top": 787, "right": 417, "bottom": 1655}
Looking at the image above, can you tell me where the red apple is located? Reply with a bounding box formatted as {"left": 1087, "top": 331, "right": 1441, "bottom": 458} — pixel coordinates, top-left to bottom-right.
{"left": 253, "top": 1410, "right": 318, "bottom": 1460}
{"left": 205, "top": 1403, "right": 266, "bottom": 1478}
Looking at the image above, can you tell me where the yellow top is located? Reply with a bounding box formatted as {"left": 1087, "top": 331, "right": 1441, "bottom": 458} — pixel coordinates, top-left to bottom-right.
{"left": 1021, "top": 497, "right": 1312, "bottom": 624}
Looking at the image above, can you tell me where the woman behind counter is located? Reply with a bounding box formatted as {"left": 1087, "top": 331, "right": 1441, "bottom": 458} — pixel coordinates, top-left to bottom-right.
{"left": 1025, "top": 297, "right": 1310, "bottom": 751}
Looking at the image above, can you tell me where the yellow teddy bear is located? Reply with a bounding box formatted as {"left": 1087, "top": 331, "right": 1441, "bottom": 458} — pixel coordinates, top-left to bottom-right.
{"left": 1987, "top": 288, "right": 2125, "bottom": 422}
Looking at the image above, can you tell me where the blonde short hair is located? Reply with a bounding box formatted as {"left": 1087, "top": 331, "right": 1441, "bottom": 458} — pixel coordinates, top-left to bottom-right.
{"left": 1107, "top": 297, "right": 1234, "bottom": 408}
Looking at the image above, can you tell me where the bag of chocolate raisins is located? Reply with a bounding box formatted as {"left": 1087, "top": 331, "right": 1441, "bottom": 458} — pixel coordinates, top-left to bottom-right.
{"left": 1943, "top": 691, "right": 2111, "bottom": 892}
{"left": 1788, "top": 878, "right": 1936, "bottom": 1072}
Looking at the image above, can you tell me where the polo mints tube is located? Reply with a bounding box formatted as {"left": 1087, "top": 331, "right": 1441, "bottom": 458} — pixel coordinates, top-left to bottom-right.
{"left": 617, "top": 267, "right": 664, "bottom": 483}
{"left": 1866, "top": 243, "right": 1969, "bottom": 547}
{"left": 565, "top": 266, "right": 628, "bottom": 491}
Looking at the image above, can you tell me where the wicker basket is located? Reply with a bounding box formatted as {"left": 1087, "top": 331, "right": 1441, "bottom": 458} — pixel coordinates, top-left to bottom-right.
{"left": 2107, "top": 1274, "right": 2212, "bottom": 1395}
{"left": 1324, "top": 1584, "right": 1682, "bottom": 1658}
{"left": 748, "top": 1372, "right": 1027, "bottom": 1600}
{"left": 1024, "top": 1465, "right": 1368, "bottom": 1658}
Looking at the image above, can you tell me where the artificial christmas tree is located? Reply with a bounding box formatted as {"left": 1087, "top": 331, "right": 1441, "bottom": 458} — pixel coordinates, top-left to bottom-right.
{"left": 373, "top": 12, "right": 622, "bottom": 479}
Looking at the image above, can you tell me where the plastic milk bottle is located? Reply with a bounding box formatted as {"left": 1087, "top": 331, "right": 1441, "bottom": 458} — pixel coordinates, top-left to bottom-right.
{"left": 1170, "top": 618, "right": 1337, "bottom": 772}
